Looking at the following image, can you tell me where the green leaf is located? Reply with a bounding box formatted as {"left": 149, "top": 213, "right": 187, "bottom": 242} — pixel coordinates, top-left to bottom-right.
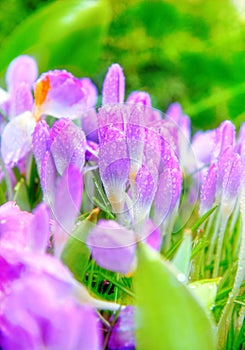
{"left": 0, "top": 0, "right": 112, "bottom": 75}
{"left": 172, "top": 231, "right": 192, "bottom": 279}
{"left": 189, "top": 278, "right": 220, "bottom": 313}
{"left": 61, "top": 218, "right": 95, "bottom": 283}
{"left": 134, "top": 243, "right": 216, "bottom": 350}
{"left": 14, "top": 178, "right": 31, "bottom": 211}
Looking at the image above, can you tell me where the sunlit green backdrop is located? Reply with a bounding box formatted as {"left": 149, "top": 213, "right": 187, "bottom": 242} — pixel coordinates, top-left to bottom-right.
{"left": 1, "top": 0, "right": 245, "bottom": 130}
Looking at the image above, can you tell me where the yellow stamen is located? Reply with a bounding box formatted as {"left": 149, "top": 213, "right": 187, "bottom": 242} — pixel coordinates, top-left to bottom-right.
{"left": 34, "top": 76, "right": 51, "bottom": 121}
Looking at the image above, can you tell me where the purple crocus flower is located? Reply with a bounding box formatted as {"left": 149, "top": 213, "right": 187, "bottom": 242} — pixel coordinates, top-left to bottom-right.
{"left": 0, "top": 246, "right": 101, "bottom": 350}
{"left": 212, "top": 120, "right": 235, "bottom": 161}
{"left": 199, "top": 163, "right": 217, "bottom": 215}
{"left": 102, "top": 63, "right": 161, "bottom": 124}
{"left": 221, "top": 152, "right": 242, "bottom": 215}
{"left": 33, "top": 70, "right": 89, "bottom": 120}
{"left": 87, "top": 220, "right": 136, "bottom": 274}
{"left": 1, "top": 111, "right": 36, "bottom": 165}
{"left": 102, "top": 63, "right": 125, "bottom": 105}
{"left": 108, "top": 306, "right": 135, "bottom": 350}
{"left": 0, "top": 201, "right": 50, "bottom": 252}
{"left": 33, "top": 118, "right": 86, "bottom": 177}
{"left": 0, "top": 55, "right": 37, "bottom": 121}
{"left": 33, "top": 119, "right": 85, "bottom": 255}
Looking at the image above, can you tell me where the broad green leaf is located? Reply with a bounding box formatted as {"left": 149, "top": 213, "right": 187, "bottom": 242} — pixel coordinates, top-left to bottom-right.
{"left": 14, "top": 178, "right": 31, "bottom": 211}
{"left": 61, "top": 217, "right": 95, "bottom": 283}
{"left": 0, "top": 0, "right": 112, "bottom": 75}
{"left": 172, "top": 231, "right": 192, "bottom": 279}
{"left": 189, "top": 278, "right": 220, "bottom": 313}
{"left": 134, "top": 243, "right": 216, "bottom": 350}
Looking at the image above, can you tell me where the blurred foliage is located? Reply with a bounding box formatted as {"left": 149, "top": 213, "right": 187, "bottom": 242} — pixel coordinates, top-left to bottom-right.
{"left": 1, "top": 0, "right": 245, "bottom": 129}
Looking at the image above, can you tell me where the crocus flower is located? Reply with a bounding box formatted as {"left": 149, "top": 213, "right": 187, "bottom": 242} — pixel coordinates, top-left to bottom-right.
{"left": 86, "top": 218, "right": 161, "bottom": 274}
{"left": 108, "top": 306, "right": 135, "bottom": 350}
{"left": 0, "top": 201, "right": 49, "bottom": 252}
{"left": 0, "top": 55, "right": 37, "bottom": 121}
{"left": 33, "top": 118, "right": 85, "bottom": 255}
{"left": 1, "top": 67, "right": 96, "bottom": 167}
{"left": 0, "top": 246, "right": 101, "bottom": 350}
{"left": 102, "top": 63, "right": 160, "bottom": 124}
{"left": 33, "top": 70, "right": 90, "bottom": 120}
{"left": 87, "top": 220, "right": 136, "bottom": 274}
{"left": 199, "top": 163, "right": 217, "bottom": 216}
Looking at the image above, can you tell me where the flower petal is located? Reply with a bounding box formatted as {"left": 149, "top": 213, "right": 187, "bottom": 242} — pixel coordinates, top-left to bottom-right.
{"left": 34, "top": 70, "right": 88, "bottom": 120}
{"left": 50, "top": 118, "right": 86, "bottom": 175}
{"left": 28, "top": 203, "right": 50, "bottom": 253}
{"left": 1, "top": 111, "right": 36, "bottom": 165}
{"left": 6, "top": 55, "right": 38, "bottom": 91}
{"left": 32, "top": 120, "right": 51, "bottom": 176}
{"left": 87, "top": 220, "right": 136, "bottom": 274}
{"left": 102, "top": 64, "right": 125, "bottom": 105}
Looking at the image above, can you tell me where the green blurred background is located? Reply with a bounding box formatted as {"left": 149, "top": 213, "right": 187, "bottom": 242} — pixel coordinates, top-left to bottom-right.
{"left": 0, "top": 0, "right": 245, "bottom": 131}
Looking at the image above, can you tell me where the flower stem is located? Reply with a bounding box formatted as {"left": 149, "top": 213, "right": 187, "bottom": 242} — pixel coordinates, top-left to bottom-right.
{"left": 0, "top": 156, "right": 13, "bottom": 200}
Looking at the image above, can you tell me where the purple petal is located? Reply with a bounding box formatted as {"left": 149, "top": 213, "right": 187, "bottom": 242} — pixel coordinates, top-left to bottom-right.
{"left": 87, "top": 220, "right": 136, "bottom": 274}
{"left": 54, "top": 165, "right": 83, "bottom": 234}
{"left": 34, "top": 70, "right": 88, "bottom": 120}
{"left": 1, "top": 111, "right": 36, "bottom": 165}
{"left": 166, "top": 102, "right": 183, "bottom": 123}
{"left": 108, "top": 306, "right": 135, "bottom": 350}
{"left": 153, "top": 166, "right": 173, "bottom": 225}
{"left": 0, "top": 202, "right": 32, "bottom": 249}
{"left": 213, "top": 120, "right": 235, "bottom": 160}
{"left": 102, "top": 64, "right": 125, "bottom": 105}
{"left": 98, "top": 127, "right": 130, "bottom": 213}
{"left": 98, "top": 104, "right": 125, "bottom": 144}
{"left": 199, "top": 163, "right": 217, "bottom": 215}
{"left": 6, "top": 55, "right": 38, "bottom": 91}
{"left": 142, "top": 219, "right": 161, "bottom": 251}
{"left": 50, "top": 118, "right": 86, "bottom": 175}
{"left": 192, "top": 130, "right": 215, "bottom": 166}
{"left": 28, "top": 203, "right": 50, "bottom": 253}
{"left": 127, "top": 91, "right": 151, "bottom": 107}
{"left": 80, "top": 78, "right": 98, "bottom": 107}
{"left": 9, "top": 82, "right": 33, "bottom": 118}
{"left": 134, "top": 163, "right": 158, "bottom": 223}
{"left": 216, "top": 146, "right": 233, "bottom": 199}
{"left": 81, "top": 108, "right": 98, "bottom": 142}
{"left": 85, "top": 140, "right": 99, "bottom": 162}
{"left": 40, "top": 150, "right": 57, "bottom": 207}
{"left": 32, "top": 120, "right": 51, "bottom": 176}
{"left": 222, "top": 152, "right": 242, "bottom": 205}
{"left": 154, "top": 149, "right": 182, "bottom": 224}
{"left": 0, "top": 249, "right": 101, "bottom": 350}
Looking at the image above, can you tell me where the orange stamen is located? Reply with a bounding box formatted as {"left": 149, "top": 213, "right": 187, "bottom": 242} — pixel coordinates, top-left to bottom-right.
{"left": 35, "top": 75, "right": 51, "bottom": 107}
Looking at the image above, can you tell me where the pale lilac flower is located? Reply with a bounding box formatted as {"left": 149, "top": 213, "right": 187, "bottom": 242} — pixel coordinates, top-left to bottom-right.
{"left": 0, "top": 56, "right": 38, "bottom": 165}
{"left": 0, "top": 55, "right": 37, "bottom": 120}
{"left": 0, "top": 246, "right": 101, "bottom": 350}
{"left": 1, "top": 111, "right": 36, "bottom": 165}
{"left": 33, "top": 118, "right": 86, "bottom": 179}
{"left": 33, "top": 70, "right": 89, "bottom": 120}
{"left": 87, "top": 220, "right": 136, "bottom": 274}
{"left": 0, "top": 201, "right": 49, "bottom": 252}
{"left": 191, "top": 130, "right": 215, "bottom": 170}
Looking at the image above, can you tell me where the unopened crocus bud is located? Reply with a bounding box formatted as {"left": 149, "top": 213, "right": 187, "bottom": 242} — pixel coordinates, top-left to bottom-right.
{"left": 199, "top": 163, "right": 217, "bottom": 216}
{"left": 102, "top": 64, "right": 125, "bottom": 105}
